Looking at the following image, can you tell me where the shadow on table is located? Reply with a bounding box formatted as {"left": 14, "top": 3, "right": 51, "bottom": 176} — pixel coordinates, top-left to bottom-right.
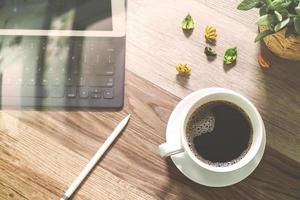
{"left": 156, "top": 159, "right": 236, "bottom": 200}
{"left": 156, "top": 146, "right": 300, "bottom": 200}
{"left": 182, "top": 29, "right": 194, "bottom": 38}
{"left": 175, "top": 74, "right": 190, "bottom": 88}
{"left": 223, "top": 61, "right": 237, "bottom": 73}
{"left": 257, "top": 41, "right": 300, "bottom": 159}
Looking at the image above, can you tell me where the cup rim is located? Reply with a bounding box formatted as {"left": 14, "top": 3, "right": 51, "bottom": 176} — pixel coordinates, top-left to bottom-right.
{"left": 180, "top": 88, "right": 264, "bottom": 173}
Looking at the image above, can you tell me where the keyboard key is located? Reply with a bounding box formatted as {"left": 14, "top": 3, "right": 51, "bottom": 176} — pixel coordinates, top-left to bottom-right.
{"left": 65, "top": 75, "right": 85, "bottom": 86}
{"left": 104, "top": 67, "right": 115, "bottom": 75}
{"left": 22, "top": 86, "right": 48, "bottom": 97}
{"left": 96, "top": 55, "right": 101, "bottom": 64}
{"left": 85, "top": 50, "right": 100, "bottom": 66}
{"left": 93, "top": 64, "right": 114, "bottom": 75}
{"left": 69, "top": 54, "right": 81, "bottom": 74}
{"left": 34, "top": 55, "right": 40, "bottom": 62}
{"left": 79, "top": 87, "right": 89, "bottom": 98}
{"left": 15, "top": 77, "right": 23, "bottom": 85}
{"left": 52, "top": 76, "right": 63, "bottom": 86}
{"left": 36, "top": 66, "right": 43, "bottom": 74}
{"left": 66, "top": 87, "right": 76, "bottom": 98}
{"left": 2, "top": 76, "right": 14, "bottom": 85}
{"left": 74, "top": 40, "right": 83, "bottom": 49}
{"left": 47, "top": 67, "right": 55, "bottom": 74}
{"left": 41, "top": 41, "right": 47, "bottom": 50}
{"left": 70, "top": 64, "right": 80, "bottom": 74}
{"left": 60, "top": 66, "right": 67, "bottom": 74}
{"left": 77, "top": 76, "right": 85, "bottom": 86}
{"left": 89, "top": 87, "right": 101, "bottom": 93}
{"left": 107, "top": 49, "right": 115, "bottom": 64}
{"left": 71, "top": 55, "right": 76, "bottom": 62}
{"left": 83, "top": 41, "right": 105, "bottom": 61}
{"left": 108, "top": 55, "right": 114, "bottom": 64}
{"left": 103, "top": 89, "right": 114, "bottom": 99}
{"left": 88, "top": 76, "right": 114, "bottom": 87}
{"left": 82, "top": 66, "right": 93, "bottom": 75}
{"left": 49, "top": 87, "right": 64, "bottom": 98}
{"left": 91, "top": 92, "right": 101, "bottom": 99}
{"left": 37, "top": 87, "right": 48, "bottom": 97}
{"left": 83, "top": 55, "right": 88, "bottom": 64}
{"left": 66, "top": 75, "right": 75, "bottom": 86}
{"left": 1, "top": 86, "right": 21, "bottom": 97}
{"left": 24, "top": 66, "right": 32, "bottom": 73}
{"left": 24, "top": 78, "right": 37, "bottom": 86}
{"left": 41, "top": 78, "right": 48, "bottom": 86}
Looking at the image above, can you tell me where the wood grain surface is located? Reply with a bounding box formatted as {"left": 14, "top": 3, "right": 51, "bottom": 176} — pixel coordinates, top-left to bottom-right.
{"left": 1, "top": 0, "right": 300, "bottom": 200}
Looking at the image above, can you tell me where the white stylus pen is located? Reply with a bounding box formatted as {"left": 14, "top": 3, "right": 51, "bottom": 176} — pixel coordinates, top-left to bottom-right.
{"left": 60, "top": 114, "right": 131, "bottom": 200}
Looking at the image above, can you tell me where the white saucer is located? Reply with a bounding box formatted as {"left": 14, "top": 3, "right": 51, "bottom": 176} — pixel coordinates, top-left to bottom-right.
{"left": 166, "top": 88, "right": 266, "bottom": 187}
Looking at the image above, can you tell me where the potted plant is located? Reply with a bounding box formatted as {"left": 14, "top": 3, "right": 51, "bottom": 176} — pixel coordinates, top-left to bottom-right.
{"left": 237, "top": 0, "right": 300, "bottom": 61}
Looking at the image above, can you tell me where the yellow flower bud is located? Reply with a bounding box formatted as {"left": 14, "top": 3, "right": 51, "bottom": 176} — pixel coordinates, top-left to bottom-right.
{"left": 176, "top": 64, "right": 191, "bottom": 75}
{"left": 205, "top": 25, "right": 217, "bottom": 43}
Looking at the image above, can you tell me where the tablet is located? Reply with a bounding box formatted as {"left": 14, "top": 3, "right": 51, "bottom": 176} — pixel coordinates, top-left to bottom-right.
{"left": 0, "top": 0, "right": 127, "bottom": 109}
{"left": 0, "top": 0, "right": 126, "bottom": 37}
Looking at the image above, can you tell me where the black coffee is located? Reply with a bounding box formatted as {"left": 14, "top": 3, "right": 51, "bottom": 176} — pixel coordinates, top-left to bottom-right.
{"left": 186, "top": 101, "right": 252, "bottom": 167}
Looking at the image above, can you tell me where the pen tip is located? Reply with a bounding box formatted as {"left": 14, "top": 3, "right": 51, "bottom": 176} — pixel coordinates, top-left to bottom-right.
{"left": 120, "top": 114, "right": 131, "bottom": 125}
{"left": 122, "top": 114, "right": 131, "bottom": 124}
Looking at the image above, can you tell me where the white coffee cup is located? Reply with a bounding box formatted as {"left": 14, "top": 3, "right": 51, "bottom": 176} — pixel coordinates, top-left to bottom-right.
{"left": 159, "top": 88, "right": 266, "bottom": 176}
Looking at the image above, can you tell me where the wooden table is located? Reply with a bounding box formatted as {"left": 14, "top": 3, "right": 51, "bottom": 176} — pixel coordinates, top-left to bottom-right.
{"left": 1, "top": 0, "right": 300, "bottom": 199}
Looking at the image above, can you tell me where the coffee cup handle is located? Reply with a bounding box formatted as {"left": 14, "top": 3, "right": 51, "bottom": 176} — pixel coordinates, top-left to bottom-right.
{"left": 159, "top": 143, "right": 184, "bottom": 157}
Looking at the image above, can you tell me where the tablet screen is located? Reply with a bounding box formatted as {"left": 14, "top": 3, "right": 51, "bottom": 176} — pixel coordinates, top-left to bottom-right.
{"left": 0, "top": 0, "right": 113, "bottom": 31}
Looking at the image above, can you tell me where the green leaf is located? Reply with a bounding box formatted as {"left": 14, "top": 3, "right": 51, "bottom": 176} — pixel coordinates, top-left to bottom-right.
{"left": 294, "top": 16, "right": 300, "bottom": 34}
{"left": 181, "top": 14, "right": 195, "bottom": 30}
{"left": 280, "top": 1, "right": 292, "bottom": 8}
{"left": 270, "top": 0, "right": 285, "bottom": 9}
{"left": 278, "top": 8, "right": 289, "bottom": 18}
{"left": 255, "top": 29, "right": 274, "bottom": 42}
{"left": 255, "top": 1, "right": 264, "bottom": 8}
{"left": 275, "top": 10, "right": 283, "bottom": 21}
{"left": 261, "top": 0, "right": 271, "bottom": 6}
{"left": 296, "top": 1, "right": 300, "bottom": 16}
{"left": 224, "top": 47, "right": 237, "bottom": 64}
{"left": 296, "top": 6, "right": 300, "bottom": 16}
{"left": 237, "top": 0, "right": 259, "bottom": 10}
{"left": 256, "top": 14, "right": 277, "bottom": 25}
{"left": 269, "top": 0, "right": 291, "bottom": 10}
{"left": 259, "top": 5, "right": 268, "bottom": 15}
{"left": 274, "top": 18, "right": 290, "bottom": 32}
